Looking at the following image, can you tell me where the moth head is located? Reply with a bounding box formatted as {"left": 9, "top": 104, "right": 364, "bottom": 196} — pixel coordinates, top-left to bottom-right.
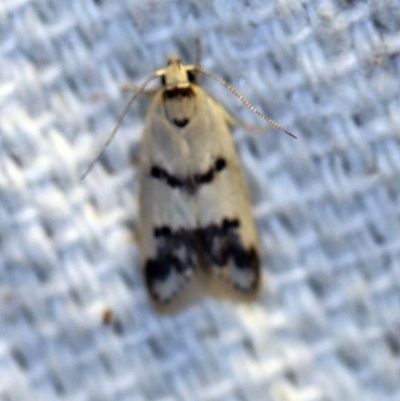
{"left": 161, "top": 56, "right": 196, "bottom": 89}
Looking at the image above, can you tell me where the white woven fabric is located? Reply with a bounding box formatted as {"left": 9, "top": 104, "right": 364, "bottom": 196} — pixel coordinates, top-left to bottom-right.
{"left": 1, "top": 0, "right": 400, "bottom": 400}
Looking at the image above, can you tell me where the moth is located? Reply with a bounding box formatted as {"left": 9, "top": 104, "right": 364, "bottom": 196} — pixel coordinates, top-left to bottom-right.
{"left": 82, "top": 51, "right": 295, "bottom": 314}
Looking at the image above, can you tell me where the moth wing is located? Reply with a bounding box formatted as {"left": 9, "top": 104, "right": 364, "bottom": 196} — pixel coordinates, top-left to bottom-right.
{"left": 138, "top": 96, "right": 206, "bottom": 314}
{"left": 203, "top": 165, "right": 261, "bottom": 302}
{"left": 187, "top": 92, "right": 261, "bottom": 302}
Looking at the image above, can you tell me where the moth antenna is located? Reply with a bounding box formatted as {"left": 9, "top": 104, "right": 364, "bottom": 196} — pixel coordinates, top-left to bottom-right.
{"left": 194, "top": 66, "right": 297, "bottom": 139}
{"left": 81, "top": 71, "right": 159, "bottom": 180}
{"left": 195, "top": 37, "right": 202, "bottom": 67}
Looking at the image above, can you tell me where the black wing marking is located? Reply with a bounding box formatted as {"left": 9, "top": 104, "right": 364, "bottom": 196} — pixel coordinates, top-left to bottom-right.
{"left": 144, "top": 218, "right": 260, "bottom": 306}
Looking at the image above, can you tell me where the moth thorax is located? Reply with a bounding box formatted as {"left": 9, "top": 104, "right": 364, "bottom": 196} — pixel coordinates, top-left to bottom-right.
{"left": 163, "top": 87, "right": 196, "bottom": 128}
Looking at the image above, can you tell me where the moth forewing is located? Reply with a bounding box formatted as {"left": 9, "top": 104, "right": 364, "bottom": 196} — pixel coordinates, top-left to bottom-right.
{"left": 189, "top": 92, "right": 261, "bottom": 302}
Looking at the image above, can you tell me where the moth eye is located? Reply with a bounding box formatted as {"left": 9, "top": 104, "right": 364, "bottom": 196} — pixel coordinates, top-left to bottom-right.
{"left": 161, "top": 75, "right": 166, "bottom": 86}
{"left": 187, "top": 70, "right": 196, "bottom": 83}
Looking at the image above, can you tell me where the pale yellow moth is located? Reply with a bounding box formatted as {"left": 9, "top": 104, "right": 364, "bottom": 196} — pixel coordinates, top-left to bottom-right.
{"left": 83, "top": 50, "right": 295, "bottom": 314}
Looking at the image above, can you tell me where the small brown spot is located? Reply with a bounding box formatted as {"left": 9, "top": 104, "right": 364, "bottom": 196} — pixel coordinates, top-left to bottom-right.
{"left": 102, "top": 308, "right": 114, "bottom": 325}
